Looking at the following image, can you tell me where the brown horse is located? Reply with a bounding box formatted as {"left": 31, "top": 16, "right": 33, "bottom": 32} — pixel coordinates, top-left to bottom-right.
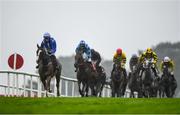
{"left": 75, "top": 50, "right": 90, "bottom": 97}
{"left": 36, "top": 44, "right": 62, "bottom": 97}
{"left": 111, "top": 63, "right": 126, "bottom": 97}
{"left": 128, "top": 65, "right": 143, "bottom": 98}
{"left": 75, "top": 50, "right": 103, "bottom": 97}
{"left": 160, "top": 65, "right": 177, "bottom": 98}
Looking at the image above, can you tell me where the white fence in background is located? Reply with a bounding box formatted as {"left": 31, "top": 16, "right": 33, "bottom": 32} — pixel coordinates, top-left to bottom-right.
{"left": 0, "top": 70, "right": 114, "bottom": 97}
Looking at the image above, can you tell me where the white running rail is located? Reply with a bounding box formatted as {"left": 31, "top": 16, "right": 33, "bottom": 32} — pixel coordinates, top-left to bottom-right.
{"left": 0, "top": 70, "right": 112, "bottom": 97}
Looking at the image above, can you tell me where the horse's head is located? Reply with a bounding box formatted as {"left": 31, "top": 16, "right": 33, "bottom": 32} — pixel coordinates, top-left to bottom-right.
{"left": 112, "top": 63, "right": 124, "bottom": 81}
{"left": 143, "top": 58, "right": 153, "bottom": 69}
{"left": 114, "top": 62, "right": 121, "bottom": 71}
{"left": 162, "top": 64, "right": 171, "bottom": 80}
{"left": 36, "top": 44, "right": 50, "bottom": 65}
{"left": 75, "top": 49, "right": 85, "bottom": 67}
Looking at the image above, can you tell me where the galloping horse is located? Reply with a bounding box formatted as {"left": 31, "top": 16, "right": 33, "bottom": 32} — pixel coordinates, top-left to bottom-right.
{"left": 160, "top": 65, "right": 177, "bottom": 97}
{"left": 89, "top": 66, "right": 106, "bottom": 97}
{"left": 36, "top": 44, "right": 62, "bottom": 97}
{"left": 141, "top": 58, "right": 154, "bottom": 98}
{"left": 128, "top": 65, "right": 143, "bottom": 98}
{"left": 75, "top": 50, "right": 106, "bottom": 97}
{"left": 75, "top": 50, "right": 91, "bottom": 97}
{"left": 111, "top": 63, "right": 126, "bottom": 97}
{"left": 95, "top": 67, "right": 106, "bottom": 97}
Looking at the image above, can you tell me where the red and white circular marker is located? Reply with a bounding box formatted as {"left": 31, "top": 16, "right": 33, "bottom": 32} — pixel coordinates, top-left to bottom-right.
{"left": 8, "top": 53, "right": 24, "bottom": 70}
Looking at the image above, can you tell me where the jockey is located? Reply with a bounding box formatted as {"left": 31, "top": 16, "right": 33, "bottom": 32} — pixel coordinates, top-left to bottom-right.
{"left": 36, "top": 32, "right": 58, "bottom": 70}
{"left": 91, "top": 49, "right": 102, "bottom": 71}
{"left": 139, "top": 48, "right": 158, "bottom": 77}
{"left": 129, "top": 54, "right": 139, "bottom": 73}
{"left": 74, "top": 40, "right": 92, "bottom": 72}
{"left": 160, "top": 56, "right": 175, "bottom": 80}
{"left": 112, "top": 48, "right": 127, "bottom": 77}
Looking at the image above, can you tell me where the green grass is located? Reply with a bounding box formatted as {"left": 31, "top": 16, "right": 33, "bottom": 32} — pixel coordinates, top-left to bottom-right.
{"left": 0, "top": 97, "right": 180, "bottom": 114}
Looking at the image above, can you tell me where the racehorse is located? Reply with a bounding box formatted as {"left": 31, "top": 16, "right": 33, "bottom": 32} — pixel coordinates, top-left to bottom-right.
{"left": 93, "top": 66, "right": 106, "bottom": 97}
{"left": 111, "top": 63, "right": 126, "bottom": 97}
{"left": 36, "top": 44, "right": 62, "bottom": 97}
{"left": 160, "top": 64, "right": 177, "bottom": 98}
{"left": 128, "top": 65, "right": 143, "bottom": 98}
{"left": 74, "top": 50, "right": 89, "bottom": 97}
{"left": 141, "top": 58, "right": 154, "bottom": 98}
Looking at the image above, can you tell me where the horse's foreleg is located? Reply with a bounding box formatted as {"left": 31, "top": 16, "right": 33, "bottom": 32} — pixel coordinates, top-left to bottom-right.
{"left": 85, "top": 84, "right": 89, "bottom": 97}
{"left": 111, "top": 82, "right": 115, "bottom": 97}
{"left": 46, "top": 76, "right": 52, "bottom": 93}
{"left": 78, "top": 81, "right": 84, "bottom": 97}
{"left": 42, "top": 79, "right": 47, "bottom": 91}
{"left": 99, "top": 84, "right": 104, "bottom": 97}
{"left": 56, "top": 73, "right": 61, "bottom": 96}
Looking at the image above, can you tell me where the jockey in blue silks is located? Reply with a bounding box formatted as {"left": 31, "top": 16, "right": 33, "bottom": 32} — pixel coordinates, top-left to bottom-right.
{"left": 74, "top": 40, "right": 92, "bottom": 72}
{"left": 41, "top": 32, "right": 56, "bottom": 55}
{"left": 36, "top": 32, "right": 58, "bottom": 70}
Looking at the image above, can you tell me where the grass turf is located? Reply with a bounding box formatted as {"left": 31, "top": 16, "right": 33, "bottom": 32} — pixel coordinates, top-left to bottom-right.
{"left": 0, "top": 97, "right": 179, "bottom": 114}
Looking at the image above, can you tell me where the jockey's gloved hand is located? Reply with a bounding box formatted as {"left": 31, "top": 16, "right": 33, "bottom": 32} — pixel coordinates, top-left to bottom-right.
{"left": 121, "top": 63, "right": 125, "bottom": 68}
{"left": 47, "top": 50, "right": 51, "bottom": 54}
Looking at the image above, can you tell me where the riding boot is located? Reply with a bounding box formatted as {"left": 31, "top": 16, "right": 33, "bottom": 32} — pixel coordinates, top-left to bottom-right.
{"left": 152, "top": 67, "right": 158, "bottom": 77}
{"left": 74, "top": 63, "right": 78, "bottom": 72}
{"left": 123, "top": 68, "right": 127, "bottom": 79}
{"left": 51, "top": 55, "right": 58, "bottom": 71}
{"left": 110, "top": 64, "right": 115, "bottom": 79}
{"left": 171, "top": 75, "right": 176, "bottom": 82}
{"left": 139, "top": 69, "right": 143, "bottom": 77}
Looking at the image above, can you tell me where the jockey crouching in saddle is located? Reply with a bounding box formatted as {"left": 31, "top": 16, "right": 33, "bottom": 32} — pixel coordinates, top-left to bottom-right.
{"left": 139, "top": 48, "right": 159, "bottom": 78}
{"left": 74, "top": 40, "right": 95, "bottom": 72}
{"left": 36, "top": 32, "right": 59, "bottom": 71}
{"left": 111, "top": 48, "right": 127, "bottom": 78}
{"left": 91, "top": 49, "right": 102, "bottom": 72}
{"left": 160, "top": 56, "right": 176, "bottom": 82}
{"left": 129, "top": 54, "right": 139, "bottom": 77}
{"left": 128, "top": 54, "right": 139, "bottom": 79}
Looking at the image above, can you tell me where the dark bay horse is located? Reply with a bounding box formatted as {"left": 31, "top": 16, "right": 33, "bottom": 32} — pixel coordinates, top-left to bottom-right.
{"left": 75, "top": 50, "right": 91, "bottom": 97}
{"left": 128, "top": 65, "right": 143, "bottom": 98}
{"left": 141, "top": 59, "right": 154, "bottom": 98}
{"left": 75, "top": 50, "right": 105, "bottom": 97}
{"left": 111, "top": 63, "right": 126, "bottom": 97}
{"left": 36, "top": 44, "right": 62, "bottom": 97}
{"left": 88, "top": 66, "right": 106, "bottom": 97}
{"left": 160, "top": 65, "right": 177, "bottom": 98}
{"left": 95, "top": 67, "right": 106, "bottom": 97}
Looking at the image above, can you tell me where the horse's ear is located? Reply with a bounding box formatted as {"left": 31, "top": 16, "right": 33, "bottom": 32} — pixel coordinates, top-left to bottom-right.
{"left": 37, "top": 44, "right": 40, "bottom": 48}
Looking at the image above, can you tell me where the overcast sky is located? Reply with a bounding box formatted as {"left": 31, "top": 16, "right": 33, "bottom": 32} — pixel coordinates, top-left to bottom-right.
{"left": 0, "top": 0, "right": 180, "bottom": 74}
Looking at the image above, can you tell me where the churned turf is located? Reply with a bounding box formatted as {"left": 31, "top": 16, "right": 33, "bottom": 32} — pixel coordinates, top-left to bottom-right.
{"left": 0, "top": 97, "right": 179, "bottom": 114}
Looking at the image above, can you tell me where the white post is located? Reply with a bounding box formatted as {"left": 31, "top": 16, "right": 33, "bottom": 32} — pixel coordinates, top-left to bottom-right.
{"left": 60, "top": 79, "right": 62, "bottom": 96}
{"left": 4, "top": 87, "right": 7, "bottom": 96}
{"left": 16, "top": 73, "right": 19, "bottom": 96}
{"left": 23, "top": 74, "right": 26, "bottom": 97}
{"left": 30, "top": 75, "right": 33, "bottom": 97}
{"left": 7, "top": 73, "right": 10, "bottom": 97}
{"left": 38, "top": 77, "right": 41, "bottom": 97}
{"left": 65, "top": 81, "right": 68, "bottom": 96}
{"left": 72, "top": 82, "right": 74, "bottom": 97}
{"left": 107, "top": 89, "right": 110, "bottom": 97}
{"left": 12, "top": 53, "right": 17, "bottom": 97}
{"left": 102, "top": 88, "right": 105, "bottom": 97}
{"left": 12, "top": 74, "right": 15, "bottom": 96}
